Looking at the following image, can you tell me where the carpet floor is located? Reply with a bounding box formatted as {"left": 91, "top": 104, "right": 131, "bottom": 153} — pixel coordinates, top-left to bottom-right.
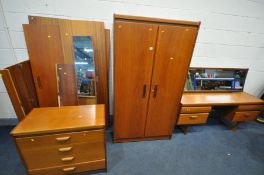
{"left": 1, "top": 119, "right": 264, "bottom": 175}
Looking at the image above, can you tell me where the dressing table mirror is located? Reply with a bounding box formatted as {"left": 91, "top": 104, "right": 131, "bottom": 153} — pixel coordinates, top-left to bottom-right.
{"left": 184, "top": 67, "right": 248, "bottom": 92}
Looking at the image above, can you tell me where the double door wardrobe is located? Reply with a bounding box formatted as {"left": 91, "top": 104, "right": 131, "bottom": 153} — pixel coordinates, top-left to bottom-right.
{"left": 114, "top": 15, "right": 200, "bottom": 142}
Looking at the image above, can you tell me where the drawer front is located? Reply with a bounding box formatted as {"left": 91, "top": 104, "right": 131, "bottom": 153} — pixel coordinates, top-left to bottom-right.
{"left": 177, "top": 113, "right": 209, "bottom": 125}
{"left": 29, "top": 159, "right": 106, "bottom": 175}
{"left": 181, "top": 107, "right": 211, "bottom": 113}
{"left": 16, "top": 129, "right": 103, "bottom": 150}
{"left": 237, "top": 105, "right": 264, "bottom": 111}
{"left": 16, "top": 130, "right": 105, "bottom": 170}
{"left": 232, "top": 111, "right": 260, "bottom": 122}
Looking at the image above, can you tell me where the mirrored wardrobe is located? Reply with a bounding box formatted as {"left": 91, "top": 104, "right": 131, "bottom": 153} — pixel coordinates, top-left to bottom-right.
{"left": 2, "top": 16, "right": 110, "bottom": 124}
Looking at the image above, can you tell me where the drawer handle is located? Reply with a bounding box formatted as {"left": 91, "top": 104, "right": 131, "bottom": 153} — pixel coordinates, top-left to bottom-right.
{"left": 61, "top": 156, "right": 75, "bottom": 162}
{"left": 56, "top": 136, "right": 71, "bottom": 142}
{"left": 244, "top": 114, "right": 249, "bottom": 118}
{"left": 58, "top": 147, "right": 72, "bottom": 152}
{"left": 189, "top": 116, "right": 198, "bottom": 119}
{"left": 62, "top": 167, "right": 76, "bottom": 172}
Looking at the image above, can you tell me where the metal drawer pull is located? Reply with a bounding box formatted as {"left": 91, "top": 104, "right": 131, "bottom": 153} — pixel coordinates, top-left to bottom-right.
{"left": 62, "top": 167, "right": 76, "bottom": 172}
{"left": 189, "top": 116, "right": 198, "bottom": 119}
{"left": 58, "top": 147, "right": 72, "bottom": 152}
{"left": 56, "top": 136, "right": 71, "bottom": 141}
{"left": 61, "top": 156, "right": 75, "bottom": 162}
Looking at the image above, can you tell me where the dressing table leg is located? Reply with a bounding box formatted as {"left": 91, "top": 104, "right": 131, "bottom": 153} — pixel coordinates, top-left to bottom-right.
{"left": 179, "top": 125, "right": 191, "bottom": 135}
{"left": 231, "top": 122, "right": 241, "bottom": 132}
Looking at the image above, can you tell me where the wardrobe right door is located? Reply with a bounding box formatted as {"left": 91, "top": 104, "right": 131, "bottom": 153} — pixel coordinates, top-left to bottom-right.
{"left": 145, "top": 25, "right": 199, "bottom": 137}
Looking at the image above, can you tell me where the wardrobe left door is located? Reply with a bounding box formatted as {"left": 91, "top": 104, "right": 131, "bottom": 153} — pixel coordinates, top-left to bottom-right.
{"left": 114, "top": 21, "right": 158, "bottom": 140}
{"left": 23, "top": 24, "right": 64, "bottom": 107}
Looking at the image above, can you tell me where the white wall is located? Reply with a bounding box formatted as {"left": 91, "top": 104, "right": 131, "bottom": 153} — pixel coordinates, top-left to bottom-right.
{"left": 0, "top": 0, "right": 264, "bottom": 118}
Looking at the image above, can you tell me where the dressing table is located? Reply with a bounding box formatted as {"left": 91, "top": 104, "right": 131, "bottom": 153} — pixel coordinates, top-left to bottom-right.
{"left": 177, "top": 67, "right": 264, "bottom": 134}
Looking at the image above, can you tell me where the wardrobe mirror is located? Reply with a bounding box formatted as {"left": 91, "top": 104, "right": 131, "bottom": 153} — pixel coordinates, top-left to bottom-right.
{"left": 73, "top": 36, "right": 96, "bottom": 98}
{"left": 184, "top": 67, "right": 248, "bottom": 92}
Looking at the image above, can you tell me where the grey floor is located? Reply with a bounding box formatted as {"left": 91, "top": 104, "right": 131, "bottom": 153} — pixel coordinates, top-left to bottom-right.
{"left": 1, "top": 119, "right": 264, "bottom": 175}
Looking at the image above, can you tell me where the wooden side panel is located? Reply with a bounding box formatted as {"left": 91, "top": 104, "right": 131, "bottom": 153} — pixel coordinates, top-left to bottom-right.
{"left": 29, "top": 16, "right": 58, "bottom": 25}
{"left": 7, "top": 61, "right": 39, "bottom": 115}
{"left": 114, "top": 21, "right": 158, "bottom": 139}
{"left": 57, "top": 64, "right": 78, "bottom": 106}
{"left": 58, "top": 20, "right": 74, "bottom": 64}
{"left": 145, "top": 25, "right": 199, "bottom": 137}
{"left": 0, "top": 69, "right": 25, "bottom": 120}
{"left": 105, "top": 29, "right": 110, "bottom": 122}
{"left": 23, "top": 24, "right": 64, "bottom": 107}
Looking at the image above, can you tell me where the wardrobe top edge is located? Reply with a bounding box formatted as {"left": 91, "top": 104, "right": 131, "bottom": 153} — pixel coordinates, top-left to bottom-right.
{"left": 114, "top": 14, "right": 201, "bottom": 27}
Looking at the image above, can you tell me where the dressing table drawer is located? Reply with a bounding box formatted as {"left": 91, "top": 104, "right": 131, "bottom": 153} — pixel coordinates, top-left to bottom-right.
{"left": 232, "top": 111, "right": 260, "bottom": 122}
{"left": 181, "top": 107, "right": 211, "bottom": 113}
{"left": 237, "top": 105, "right": 264, "bottom": 111}
{"left": 177, "top": 113, "right": 209, "bottom": 125}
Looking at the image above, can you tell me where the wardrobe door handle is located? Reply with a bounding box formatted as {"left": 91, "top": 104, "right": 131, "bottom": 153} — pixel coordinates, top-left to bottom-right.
{"left": 142, "top": 85, "right": 146, "bottom": 98}
{"left": 153, "top": 85, "right": 158, "bottom": 98}
{"left": 36, "top": 76, "right": 42, "bottom": 89}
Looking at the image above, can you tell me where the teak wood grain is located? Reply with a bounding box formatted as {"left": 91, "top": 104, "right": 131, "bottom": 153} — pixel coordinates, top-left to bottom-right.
{"left": 28, "top": 159, "right": 106, "bottom": 175}
{"left": 114, "top": 21, "right": 158, "bottom": 139}
{"left": 16, "top": 130, "right": 105, "bottom": 170}
{"left": 11, "top": 105, "right": 105, "bottom": 136}
{"left": 56, "top": 64, "right": 78, "bottom": 106}
{"left": 145, "top": 25, "right": 199, "bottom": 137}
{"left": 6, "top": 61, "right": 39, "bottom": 114}
{"left": 181, "top": 92, "right": 264, "bottom": 107}
{"left": 23, "top": 24, "right": 64, "bottom": 107}
{"left": 114, "top": 14, "right": 200, "bottom": 26}
{"left": 177, "top": 113, "right": 209, "bottom": 125}
{"left": 0, "top": 69, "right": 25, "bottom": 120}
{"left": 29, "top": 16, "right": 110, "bottom": 123}
{"left": 16, "top": 130, "right": 102, "bottom": 150}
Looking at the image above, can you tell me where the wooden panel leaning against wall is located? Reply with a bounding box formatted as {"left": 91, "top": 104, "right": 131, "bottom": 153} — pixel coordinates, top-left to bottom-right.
{"left": 0, "top": 61, "right": 39, "bottom": 121}
{"left": 28, "top": 16, "right": 110, "bottom": 125}
{"left": 23, "top": 24, "right": 65, "bottom": 107}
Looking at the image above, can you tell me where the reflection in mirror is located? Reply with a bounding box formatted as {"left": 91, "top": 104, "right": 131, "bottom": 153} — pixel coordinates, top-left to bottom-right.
{"left": 73, "top": 36, "right": 96, "bottom": 97}
{"left": 184, "top": 68, "right": 248, "bottom": 91}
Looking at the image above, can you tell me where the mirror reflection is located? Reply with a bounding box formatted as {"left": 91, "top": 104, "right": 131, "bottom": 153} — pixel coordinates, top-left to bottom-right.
{"left": 184, "top": 68, "right": 248, "bottom": 91}
{"left": 73, "top": 36, "right": 96, "bottom": 97}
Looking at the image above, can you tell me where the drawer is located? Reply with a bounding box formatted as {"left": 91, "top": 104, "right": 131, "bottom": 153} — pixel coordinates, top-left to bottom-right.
{"left": 177, "top": 113, "right": 209, "bottom": 125}
{"left": 29, "top": 159, "right": 106, "bottom": 175}
{"left": 232, "top": 111, "right": 260, "bottom": 122}
{"left": 16, "top": 130, "right": 105, "bottom": 170}
{"left": 16, "top": 129, "right": 103, "bottom": 150}
{"left": 237, "top": 105, "right": 264, "bottom": 111}
{"left": 181, "top": 107, "right": 211, "bottom": 113}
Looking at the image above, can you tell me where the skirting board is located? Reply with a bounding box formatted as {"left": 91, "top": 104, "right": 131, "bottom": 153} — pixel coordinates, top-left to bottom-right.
{"left": 0, "top": 118, "right": 18, "bottom": 126}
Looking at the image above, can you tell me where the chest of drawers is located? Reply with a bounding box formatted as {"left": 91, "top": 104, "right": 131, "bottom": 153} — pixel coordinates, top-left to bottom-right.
{"left": 11, "top": 105, "right": 106, "bottom": 175}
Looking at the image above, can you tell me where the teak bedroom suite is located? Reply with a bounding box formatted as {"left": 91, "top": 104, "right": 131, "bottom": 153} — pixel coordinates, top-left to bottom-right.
{"left": 1, "top": 14, "right": 263, "bottom": 175}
